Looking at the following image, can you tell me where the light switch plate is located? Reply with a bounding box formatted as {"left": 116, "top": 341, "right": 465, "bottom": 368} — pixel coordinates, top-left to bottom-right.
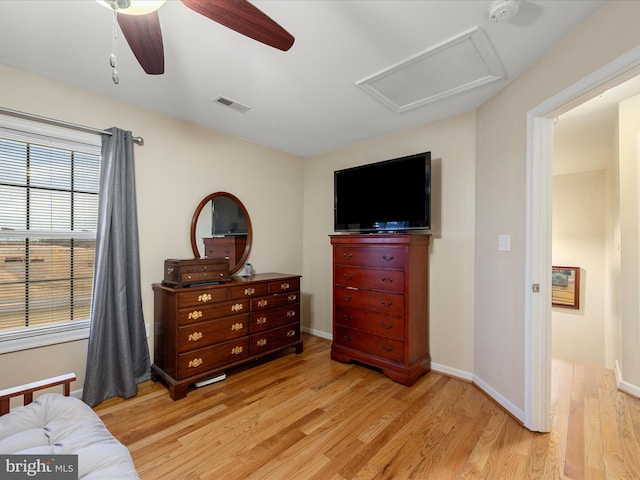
{"left": 498, "top": 234, "right": 511, "bottom": 252}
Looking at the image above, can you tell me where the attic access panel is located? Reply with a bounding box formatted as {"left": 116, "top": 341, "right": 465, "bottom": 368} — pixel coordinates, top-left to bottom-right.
{"left": 356, "top": 27, "right": 506, "bottom": 113}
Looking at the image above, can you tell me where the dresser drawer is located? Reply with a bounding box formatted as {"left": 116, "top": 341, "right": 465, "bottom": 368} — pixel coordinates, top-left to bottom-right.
{"left": 177, "top": 299, "right": 250, "bottom": 325}
{"left": 228, "top": 283, "right": 269, "bottom": 300}
{"left": 178, "top": 338, "right": 250, "bottom": 379}
{"left": 334, "top": 246, "right": 405, "bottom": 269}
{"left": 177, "top": 314, "right": 249, "bottom": 353}
{"left": 176, "top": 288, "right": 228, "bottom": 309}
{"left": 334, "top": 325, "right": 404, "bottom": 364}
{"left": 334, "top": 286, "right": 404, "bottom": 317}
{"left": 250, "top": 304, "right": 299, "bottom": 333}
{"left": 334, "top": 266, "right": 404, "bottom": 293}
{"left": 251, "top": 292, "right": 300, "bottom": 311}
{"left": 250, "top": 323, "right": 300, "bottom": 355}
{"left": 268, "top": 278, "right": 300, "bottom": 294}
{"left": 334, "top": 306, "right": 405, "bottom": 341}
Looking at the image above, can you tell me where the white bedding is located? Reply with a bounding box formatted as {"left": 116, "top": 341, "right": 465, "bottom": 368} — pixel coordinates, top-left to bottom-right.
{"left": 0, "top": 394, "right": 139, "bottom": 479}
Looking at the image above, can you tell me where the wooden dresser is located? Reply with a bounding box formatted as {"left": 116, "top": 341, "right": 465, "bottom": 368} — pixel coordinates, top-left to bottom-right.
{"left": 203, "top": 236, "right": 248, "bottom": 269}
{"left": 152, "top": 272, "right": 302, "bottom": 400}
{"left": 330, "top": 234, "right": 430, "bottom": 385}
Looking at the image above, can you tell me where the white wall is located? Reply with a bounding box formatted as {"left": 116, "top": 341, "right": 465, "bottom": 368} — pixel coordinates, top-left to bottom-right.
{"left": 551, "top": 171, "right": 606, "bottom": 366}
{"left": 474, "top": 1, "right": 640, "bottom": 411}
{"left": 303, "top": 112, "right": 476, "bottom": 375}
{"left": 618, "top": 93, "right": 640, "bottom": 388}
{"left": 0, "top": 64, "right": 304, "bottom": 393}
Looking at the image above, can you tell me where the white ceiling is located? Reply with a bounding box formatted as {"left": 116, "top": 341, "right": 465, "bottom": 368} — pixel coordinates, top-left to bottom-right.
{"left": 0, "top": 0, "right": 610, "bottom": 158}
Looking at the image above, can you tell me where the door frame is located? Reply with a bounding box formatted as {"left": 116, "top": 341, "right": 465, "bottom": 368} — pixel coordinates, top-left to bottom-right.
{"left": 524, "top": 46, "right": 640, "bottom": 431}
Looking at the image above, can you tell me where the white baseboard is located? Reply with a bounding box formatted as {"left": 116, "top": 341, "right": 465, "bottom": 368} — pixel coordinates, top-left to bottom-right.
{"left": 615, "top": 360, "right": 640, "bottom": 398}
{"left": 431, "top": 362, "right": 473, "bottom": 382}
{"left": 301, "top": 326, "right": 332, "bottom": 340}
{"left": 472, "top": 374, "right": 525, "bottom": 423}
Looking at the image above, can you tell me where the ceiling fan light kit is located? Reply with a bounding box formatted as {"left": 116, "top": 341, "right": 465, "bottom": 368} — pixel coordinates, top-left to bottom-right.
{"left": 488, "top": 0, "right": 520, "bottom": 23}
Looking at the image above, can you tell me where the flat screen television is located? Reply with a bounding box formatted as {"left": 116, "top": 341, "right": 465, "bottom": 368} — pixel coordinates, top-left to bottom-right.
{"left": 334, "top": 151, "right": 431, "bottom": 233}
{"left": 211, "top": 196, "right": 248, "bottom": 236}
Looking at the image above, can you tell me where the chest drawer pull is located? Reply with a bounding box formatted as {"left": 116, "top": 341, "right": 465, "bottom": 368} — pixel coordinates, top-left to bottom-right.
{"left": 381, "top": 277, "right": 393, "bottom": 284}
{"left": 380, "top": 322, "right": 394, "bottom": 330}
{"left": 286, "top": 330, "right": 296, "bottom": 337}
{"left": 342, "top": 334, "right": 353, "bottom": 342}
{"left": 244, "top": 287, "right": 255, "bottom": 296}
{"left": 343, "top": 273, "right": 353, "bottom": 280}
{"left": 231, "top": 322, "right": 244, "bottom": 331}
{"left": 257, "top": 338, "right": 267, "bottom": 347}
{"left": 167, "top": 267, "right": 174, "bottom": 274}
{"left": 257, "top": 299, "right": 268, "bottom": 308}
{"left": 382, "top": 255, "right": 395, "bottom": 261}
{"left": 188, "top": 332, "right": 203, "bottom": 342}
{"left": 280, "top": 282, "right": 290, "bottom": 290}
{"left": 198, "top": 293, "right": 212, "bottom": 303}
{"left": 231, "top": 303, "right": 244, "bottom": 312}
{"left": 188, "top": 310, "right": 203, "bottom": 320}
{"left": 188, "top": 357, "right": 203, "bottom": 368}
{"left": 381, "top": 344, "right": 394, "bottom": 352}
{"left": 287, "top": 294, "right": 297, "bottom": 302}
{"left": 286, "top": 310, "right": 296, "bottom": 318}
{"left": 342, "top": 294, "right": 352, "bottom": 301}
{"left": 231, "top": 346, "right": 244, "bottom": 355}
{"left": 380, "top": 299, "right": 393, "bottom": 307}
{"left": 342, "top": 314, "right": 353, "bottom": 322}
{"left": 343, "top": 252, "right": 353, "bottom": 259}
{"left": 256, "top": 316, "right": 267, "bottom": 325}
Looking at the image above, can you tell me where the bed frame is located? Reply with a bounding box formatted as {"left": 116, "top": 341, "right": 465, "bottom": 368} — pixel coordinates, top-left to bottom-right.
{"left": 0, "top": 372, "right": 76, "bottom": 415}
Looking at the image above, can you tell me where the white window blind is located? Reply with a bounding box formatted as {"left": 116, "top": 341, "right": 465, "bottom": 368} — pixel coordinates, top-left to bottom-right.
{"left": 0, "top": 119, "right": 101, "bottom": 339}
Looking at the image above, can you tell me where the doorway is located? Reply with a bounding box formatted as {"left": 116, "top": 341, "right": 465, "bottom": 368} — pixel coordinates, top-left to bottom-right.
{"left": 524, "top": 46, "right": 640, "bottom": 432}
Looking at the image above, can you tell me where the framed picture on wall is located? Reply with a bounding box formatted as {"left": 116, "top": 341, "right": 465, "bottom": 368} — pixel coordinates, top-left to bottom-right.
{"left": 552, "top": 266, "right": 580, "bottom": 309}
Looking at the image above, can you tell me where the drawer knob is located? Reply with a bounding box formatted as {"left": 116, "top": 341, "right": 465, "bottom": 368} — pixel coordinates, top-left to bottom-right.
{"left": 380, "top": 299, "right": 393, "bottom": 307}
{"left": 231, "top": 346, "right": 244, "bottom": 355}
{"left": 256, "top": 316, "right": 267, "bottom": 325}
{"left": 287, "top": 294, "right": 297, "bottom": 302}
{"left": 188, "top": 357, "right": 203, "bottom": 368}
{"left": 231, "top": 322, "right": 244, "bottom": 331}
{"left": 188, "top": 332, "right": 203, "bottom": 342}
{"left": 343, "top": 273, "right": 353, "bottom": 280}
{"left": 380, "top": 322, "right": 393, "bottom": 330}
{"left": 286, "top": 330, "right": 296, "bottom": 337}
{"left": 280, "top": 282, "right": 290, "bottom": 290}
{"left": 188, "top": 310, "right": 203, "bottom": 320}
{"left": 198, "top": 293, "right": 212, "bottom": 303}
{"left": 286, "top": 310, "right": 296, "bottom": 318}
{"left": 342, "top": 334, "right": 353, "bottom": 342}
{"left": 244, "top": 287, "right": 255, "bottom": 296}
{"left": 381, "top": 277, "right": 393, "bottom": 283}
{"left": 381, "top": 344, "right": 394, "bottom": 352}
{"left": 342, "top": 314, "right": 353, "bottom": 321}
{"left": 257, "top": 338, "right": 267, "bottom": 347}
{"left": 342, "top": 252, "right": 353, "bottom": 259}
{"left": 382, "top": 255, "right": 395, "bottom": 261}
{"left": 231, "top": 303, "right": 244, "bottom": 312}
{"left": 257, "top": 299, "right": 268, "bottom": 308}
{"left": 342, "top": 294, "right": 352, "bottom": 301}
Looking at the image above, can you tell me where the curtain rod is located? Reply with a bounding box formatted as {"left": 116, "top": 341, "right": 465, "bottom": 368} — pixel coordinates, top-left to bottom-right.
{"left": 0, "top": 107, "right": 144, "bottom": 146}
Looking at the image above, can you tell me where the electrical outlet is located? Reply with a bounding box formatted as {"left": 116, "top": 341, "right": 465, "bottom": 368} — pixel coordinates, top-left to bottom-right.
{"left": 498, "top": 234, "right": 511, "bottom": 252}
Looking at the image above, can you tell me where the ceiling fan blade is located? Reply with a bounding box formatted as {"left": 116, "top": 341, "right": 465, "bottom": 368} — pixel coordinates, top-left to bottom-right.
{"left": 180, "top": 0, "right": 294, "bottom": 51}
{"left": 117, "top": 11, "right": 165, "bottom": 74}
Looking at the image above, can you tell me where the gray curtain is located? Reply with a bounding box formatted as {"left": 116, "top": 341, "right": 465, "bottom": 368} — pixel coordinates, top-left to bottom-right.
{"left": 83, "top": 127, "right": 150, "bottom": 407}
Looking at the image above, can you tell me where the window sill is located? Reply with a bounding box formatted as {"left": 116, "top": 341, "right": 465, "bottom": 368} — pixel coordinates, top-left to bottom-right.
{"left": 0, "top": 320, "right": 90, "bottom": 354}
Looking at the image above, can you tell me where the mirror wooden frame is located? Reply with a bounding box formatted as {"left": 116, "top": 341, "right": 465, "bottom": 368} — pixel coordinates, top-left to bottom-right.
{"left": 190, "top": 192, "right": 252, "bottom": 275}
{"left": 551, "top": 266, "right": 580, "bottom": 309}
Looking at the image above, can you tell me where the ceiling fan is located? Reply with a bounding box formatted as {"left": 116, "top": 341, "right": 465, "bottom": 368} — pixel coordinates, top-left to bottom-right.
{"left": 101, "top": 0, "right": 295, "bottom": 76}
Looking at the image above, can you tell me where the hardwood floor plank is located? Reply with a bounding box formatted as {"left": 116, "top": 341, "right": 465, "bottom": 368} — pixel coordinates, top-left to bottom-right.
{"left": 93, "top": 335, "right": 640, "bottom": 480}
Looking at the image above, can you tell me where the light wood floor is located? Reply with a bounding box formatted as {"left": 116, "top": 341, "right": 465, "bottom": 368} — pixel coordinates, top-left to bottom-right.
{"left": 95, "top": 334, "right": 640, "bottom": 479}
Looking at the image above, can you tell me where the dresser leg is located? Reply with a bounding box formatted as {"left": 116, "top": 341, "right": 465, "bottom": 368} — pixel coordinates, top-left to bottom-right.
{"left": 295, "top": 341, "right": 304, "bottom": 354}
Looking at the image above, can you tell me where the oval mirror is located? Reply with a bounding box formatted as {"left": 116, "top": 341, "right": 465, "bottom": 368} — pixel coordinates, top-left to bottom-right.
{"left": 190, "top": 192, "right": 252, "bottom": 275}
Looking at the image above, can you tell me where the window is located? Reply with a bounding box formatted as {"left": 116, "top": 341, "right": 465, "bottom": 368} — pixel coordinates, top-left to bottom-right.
{"left": 0, "top": 117, "right": 101, "bottom": 352}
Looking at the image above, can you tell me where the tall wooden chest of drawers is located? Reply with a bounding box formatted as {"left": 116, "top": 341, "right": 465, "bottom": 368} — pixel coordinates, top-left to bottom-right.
{"left": 152, "top": 272, "right": 302, "bottom": 400}
{"left": 330, "top": 234, "right": 430, "bottom": 385}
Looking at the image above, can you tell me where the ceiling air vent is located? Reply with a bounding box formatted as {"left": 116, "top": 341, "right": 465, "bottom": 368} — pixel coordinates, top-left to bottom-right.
{"left": 213, "top": 96, "right": 251, "bottom": 113}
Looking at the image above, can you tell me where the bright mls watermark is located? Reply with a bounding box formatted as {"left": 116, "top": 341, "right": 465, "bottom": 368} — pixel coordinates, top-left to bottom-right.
{"left": 0, "top": 455, "right": 78, "bottom": 479}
